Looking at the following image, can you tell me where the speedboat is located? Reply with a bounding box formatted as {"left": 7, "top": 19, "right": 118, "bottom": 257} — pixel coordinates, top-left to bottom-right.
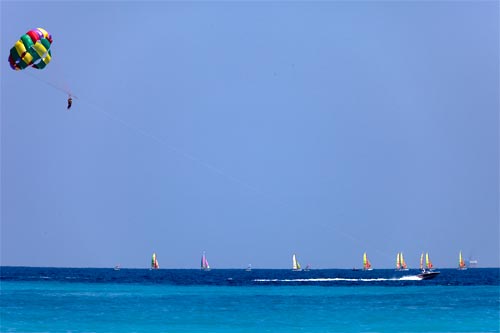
{"left": 417, "top": 269, "right": 440, "bottom": 280}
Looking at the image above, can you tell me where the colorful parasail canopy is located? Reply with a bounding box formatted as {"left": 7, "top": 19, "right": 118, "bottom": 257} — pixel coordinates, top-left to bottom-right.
{"left": 8, "top": 28, "right": 53, "bottom": 70}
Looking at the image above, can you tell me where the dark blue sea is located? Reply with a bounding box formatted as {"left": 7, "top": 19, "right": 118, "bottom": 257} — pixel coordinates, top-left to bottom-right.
{"left": 1, "top": 267, "right": 499, "bottom": 332}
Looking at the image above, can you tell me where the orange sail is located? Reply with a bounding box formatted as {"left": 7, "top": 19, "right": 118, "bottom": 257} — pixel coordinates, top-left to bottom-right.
{"left": 363, "top": 252, "right": 372, "bottom": 270}
{"left": 458, "top": 251, "right": 467, "bottom": 270}
{"left": 396, "top": 252, "right": 408, "bottom": 271}
{"left": 425, "top": 253, "right": 434, "bottom": 269}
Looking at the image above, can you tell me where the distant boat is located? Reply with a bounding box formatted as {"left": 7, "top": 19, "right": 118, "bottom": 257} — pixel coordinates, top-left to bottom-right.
{"left": 201, "top": 252, "right": 211, "bottom": 271}
{"left": 417, "top": 252, "right": 440, "bottom": 280}
{"left": 425, "top": 253, "right": 434, "bottom": 270}
{"left": 151, "top": 253, "right": 159, "bottom": 270}
{"left": 396, "top": 252, "right": 409, "bottom": 271}
{"left": 363, "top": 252, "right": 373, "bottom": 271}
{"left": 304, "top": 264, "right": 311, "bottom": 271}
{"left": 468, "top": 258, "right": 478, "bottom": 268}
{"left": 292, "top": 254, "right": 302, "bottom": 271}
{"left": 245, "top": 264, "right": 252, "bottom": 272}
{"left": 458, "top": 251, "right": 467, "bottom": 270}
{"left": 113, "top": 265, "right": 121, "bottom": 271}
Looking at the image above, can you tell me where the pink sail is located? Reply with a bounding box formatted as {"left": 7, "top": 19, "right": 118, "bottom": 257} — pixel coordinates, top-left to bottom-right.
{"left": 201, "top": 252, "right": 210, "bottom": 270}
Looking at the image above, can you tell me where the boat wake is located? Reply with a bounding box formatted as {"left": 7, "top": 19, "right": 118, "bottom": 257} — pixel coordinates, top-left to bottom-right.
{"left": 254, "top": 276, "right": 422, "bottom": 283}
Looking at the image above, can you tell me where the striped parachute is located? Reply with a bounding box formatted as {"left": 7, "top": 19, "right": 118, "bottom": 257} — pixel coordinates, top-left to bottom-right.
{"left": 8, "top": 28, "right": 52, "bottom": 70}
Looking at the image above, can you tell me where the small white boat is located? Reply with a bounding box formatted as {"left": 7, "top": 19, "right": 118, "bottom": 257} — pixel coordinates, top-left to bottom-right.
{"left": 468, "top": 259, "right": 478, "bottom": 268}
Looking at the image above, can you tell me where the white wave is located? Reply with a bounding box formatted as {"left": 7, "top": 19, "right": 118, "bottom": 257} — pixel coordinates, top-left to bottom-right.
{"left": 399, "top": 275, "right": 422, "bottom": 281}
{"left": 254, "top": 276, "right": 421, "bottom": 283}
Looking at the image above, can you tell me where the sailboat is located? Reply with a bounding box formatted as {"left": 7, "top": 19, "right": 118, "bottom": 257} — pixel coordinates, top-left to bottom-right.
{"left": 396, "top": 252, "right": 409, "bottom": 271}
{"left": 426, "top": 253, "right": 434, "bottom": 270}
{"left": 292, "top": 254, "right": 302, "bottom": 271}
{"left": 151, "top": 252, "right": 159, "bottom": 270}
{"left": 201, "top": 252, "right": 211, "bottom": 271}
{"left": 458, "top": 251, "right": 467, "bottom": 270}
{"left": 363, "top": 252, "right": 373, "bottom": 271}
{"left": 245, "top": 264, "right": 252, "bottom": 272}
{"left": 417, "top": 252, "right": 440, "bottom": 280}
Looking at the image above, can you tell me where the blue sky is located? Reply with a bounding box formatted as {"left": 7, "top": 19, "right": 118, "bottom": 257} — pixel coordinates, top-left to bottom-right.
{"left": 1, "top": 1, "right": 498, "bottom": 269}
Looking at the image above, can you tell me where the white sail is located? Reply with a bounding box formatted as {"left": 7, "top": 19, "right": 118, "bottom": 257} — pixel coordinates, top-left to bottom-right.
{"left": 292, "top": 254, "right": 302, "bottom": 271}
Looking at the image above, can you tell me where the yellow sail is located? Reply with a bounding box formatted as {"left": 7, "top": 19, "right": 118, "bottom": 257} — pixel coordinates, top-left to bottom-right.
{"left": 396, "top": 252, "right": 408, "bottom": 270}
{"left": 400, "top": 252, "right": 407, "bottom": 269}
{"left": 363, "top": 252, "right": 372, "bottom": 270}
{"left": 426, "top": 253, "right": 433, "bottom": 269}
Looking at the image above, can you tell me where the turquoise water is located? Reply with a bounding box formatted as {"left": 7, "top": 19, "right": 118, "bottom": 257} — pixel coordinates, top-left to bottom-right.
{"left": 1, "top": 268, "right": 499, "bottom": 332}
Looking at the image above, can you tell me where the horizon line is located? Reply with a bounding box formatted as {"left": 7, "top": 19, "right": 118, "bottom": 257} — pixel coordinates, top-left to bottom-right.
{"left": 1, "top": 265, "right": 496, "bottom": 270}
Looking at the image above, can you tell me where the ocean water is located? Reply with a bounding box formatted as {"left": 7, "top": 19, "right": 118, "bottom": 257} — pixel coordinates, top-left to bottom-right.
{"left": 1, "top": 267, "right": 499, "bottom": 332}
